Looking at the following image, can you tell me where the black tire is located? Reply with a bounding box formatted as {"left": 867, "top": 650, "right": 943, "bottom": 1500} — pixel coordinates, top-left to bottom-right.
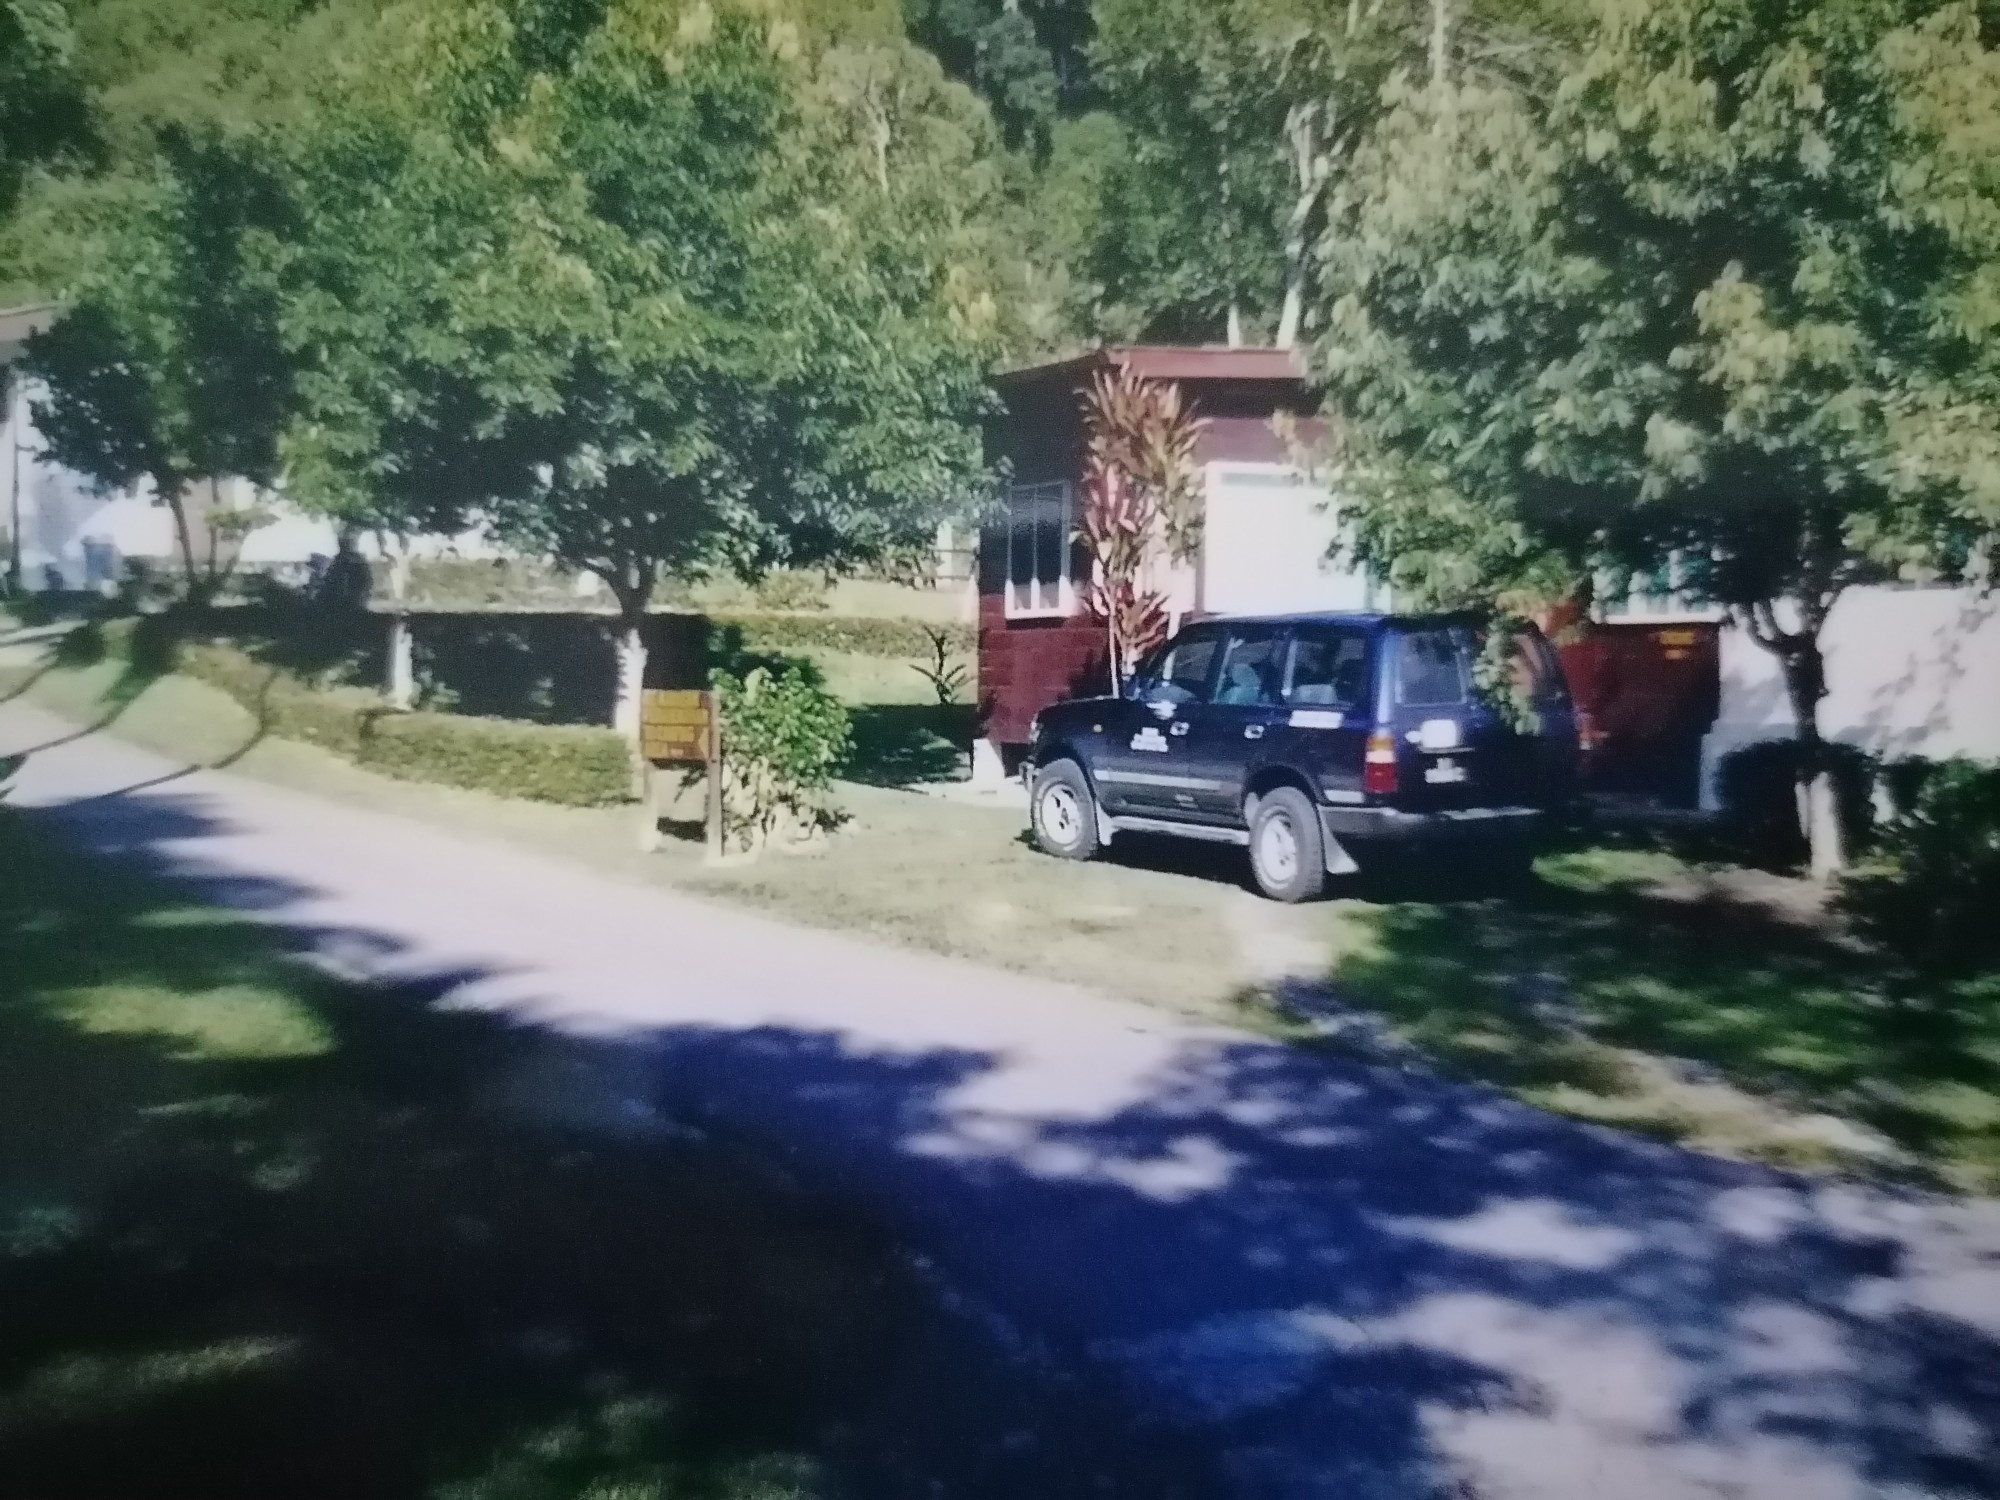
{"left": 1031, "top": 759, "right": 1101, "bottom": 861}
{"left": 1248, "top": 786, "right": 1326, "bottom": 902}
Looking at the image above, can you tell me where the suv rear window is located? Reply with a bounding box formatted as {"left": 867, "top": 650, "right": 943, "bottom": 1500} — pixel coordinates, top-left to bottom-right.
{"left": 1395, "top": 628, "right": 1470, "bottom": 708}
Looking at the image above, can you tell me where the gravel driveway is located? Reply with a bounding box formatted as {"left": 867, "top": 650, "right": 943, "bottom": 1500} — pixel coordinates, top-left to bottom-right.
{"left": 4, "top": 698, "right": 1997, "bottom": 1500}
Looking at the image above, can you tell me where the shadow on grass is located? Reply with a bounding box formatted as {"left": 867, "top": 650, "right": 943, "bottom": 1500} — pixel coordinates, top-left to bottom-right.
{"left": 0, "top": 809, "right": 1220, "bottom": 1500}
{"left": 1321, "top": 844, "right": 2000, "bottom": 1187}
{"left": 844, "top": 704, "right": 975, "bottom": 788}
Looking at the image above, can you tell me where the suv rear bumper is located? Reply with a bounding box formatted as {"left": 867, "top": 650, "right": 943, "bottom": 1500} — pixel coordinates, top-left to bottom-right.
{"left": 1320, "top": 804, "right": 1545, "bottom": 844}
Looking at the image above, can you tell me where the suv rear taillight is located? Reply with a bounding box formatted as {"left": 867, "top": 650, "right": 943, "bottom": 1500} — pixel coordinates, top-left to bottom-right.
{"left": 1363, "top": 731, "right": 1398, "bottom": 796}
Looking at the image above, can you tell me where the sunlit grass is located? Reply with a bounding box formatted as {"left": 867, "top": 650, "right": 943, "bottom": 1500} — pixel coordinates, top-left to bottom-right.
{"left": 1326, "top": 842, "right": 2000, "bottom": 1190}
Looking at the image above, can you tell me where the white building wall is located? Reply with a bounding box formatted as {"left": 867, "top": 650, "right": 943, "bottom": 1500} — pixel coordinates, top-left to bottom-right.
{"left": 1699, "top": 585, "right": 2000, "bottom": 807}
{"left": 1197, "top": 461, "right": 1379, "bottom": 616}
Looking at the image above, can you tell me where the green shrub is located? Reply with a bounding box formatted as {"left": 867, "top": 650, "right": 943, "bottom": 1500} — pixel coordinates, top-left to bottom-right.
{"left": 1841, "top": 757, "right": 2000, "bottom": 973}
{"left": 1716, "top": 738, "right": 1875, "bottom": 868}
{"left": 362, "top": 713, "right": 631, "bottom": 807}
{"left": 711, "top": 664, "right": 851, "bottom": 850}
{"left": 706, "top": 612, "right": 974, "bottom": 660}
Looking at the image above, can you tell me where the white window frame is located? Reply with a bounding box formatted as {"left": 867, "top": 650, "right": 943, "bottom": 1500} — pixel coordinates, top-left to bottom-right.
{"left": 1004, "top": 478, "right": 1078, "bottom": 618}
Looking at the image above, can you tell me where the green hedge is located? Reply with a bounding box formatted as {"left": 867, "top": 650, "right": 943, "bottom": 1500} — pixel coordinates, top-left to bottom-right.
{"left": 363, "top": 712, "right": 632, "bottom": 806}
{"left": 707, "top": 612, "right": 973, "bottom": 659}
{"left": 1841, "top": 756, "right": 2000, "bottom": 973}
{"left": 106, "top": 620, "right": 630, "bottom": 808}
{"left": 1716, "top": 737, "right": 1876, "bottom": 868}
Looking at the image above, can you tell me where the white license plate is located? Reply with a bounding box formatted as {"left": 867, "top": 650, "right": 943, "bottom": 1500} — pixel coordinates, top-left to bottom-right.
{"left": 1424, "top": 758, "right": 1468, "bottom": 785}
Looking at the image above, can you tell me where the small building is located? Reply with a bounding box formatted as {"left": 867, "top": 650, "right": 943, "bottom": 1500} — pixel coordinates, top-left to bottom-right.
{"left": 975, "top": 346, "right": 1385, "bottom": 779}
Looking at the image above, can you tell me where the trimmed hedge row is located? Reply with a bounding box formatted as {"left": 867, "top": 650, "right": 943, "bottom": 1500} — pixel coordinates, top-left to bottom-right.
{"left": 708, "top": 612, "right": 974, "bottom": 659}
{"left": 363, "top": 712, "right": 632, "bottom": 806}
{"left": 111, "top": 618, "right": 631, "bottom": 808}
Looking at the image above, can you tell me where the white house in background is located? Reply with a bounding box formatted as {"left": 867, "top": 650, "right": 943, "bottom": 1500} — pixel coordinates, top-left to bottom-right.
{"left": 1602, "top": 579, "right": 2000, "bottom": 807}
{"left": 4, "top": 303, "right": 513, "bottom": 590}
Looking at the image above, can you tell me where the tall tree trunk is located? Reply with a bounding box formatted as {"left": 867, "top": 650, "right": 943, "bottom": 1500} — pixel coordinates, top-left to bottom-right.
{"left": 165, "top": 487, "right": 203, "bottom": 604}
{"left": 1430, "top": 0, "right": 1451, "bottom": 88}
{"left": 384, "top": 534, "right": 415, "bottom": 710}
{"left": 1745, "top": 598, "right": 1844, "bottom": 879}
{"left": 1276, "top": 102, "right": 1326, "bottom": 352}
{"left": 613, "top": 612, "right": 647, "bottom": 743}
{"left": 1226, "top": 304, "right": 1245, "bottom": 348}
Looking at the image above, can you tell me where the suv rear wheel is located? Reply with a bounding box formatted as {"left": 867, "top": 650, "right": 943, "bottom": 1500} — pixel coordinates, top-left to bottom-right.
{"left": 1248, "top": 787, "right": 1326, "bottom": 903}
{"left": 1031, "top": 759, "right": 1100, "bottom": 861}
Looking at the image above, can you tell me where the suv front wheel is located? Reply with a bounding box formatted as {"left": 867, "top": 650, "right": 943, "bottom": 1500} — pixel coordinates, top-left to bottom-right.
{"left": 1248, "top": 787, "right": 1326, "bottom": 903}
{"left": 1030, "top": 759, "right": 1100, "bottom": 862}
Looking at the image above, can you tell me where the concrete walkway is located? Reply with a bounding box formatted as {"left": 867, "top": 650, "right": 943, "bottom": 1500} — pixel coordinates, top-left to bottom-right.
{"left": 3, "top": 698, "right": 1997, "bottom": 1500}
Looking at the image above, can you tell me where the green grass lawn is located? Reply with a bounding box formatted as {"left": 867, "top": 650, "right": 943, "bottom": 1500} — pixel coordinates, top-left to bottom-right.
{"left": 0, "top": 808, "right": 1164, "bottom": 1500}
{"left": 1323, "top": 841, "right": 2000, "bottom": 1191}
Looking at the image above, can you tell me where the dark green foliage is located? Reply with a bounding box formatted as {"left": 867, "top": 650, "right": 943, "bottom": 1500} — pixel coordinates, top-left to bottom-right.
{"left": 1843, "top": 758, "right": 2000, "bottom": 974}
{"left": 411, "top": 614, "right": 618, "bottom": 726}
{"left": 903, "top": 0, "right": 1091, "bottom": 149}
{"left": 0, "top": 0, "right": 94, "bottom": 214}
{"left": 1716, "top": 739, "right": 1876, "bottom": 870}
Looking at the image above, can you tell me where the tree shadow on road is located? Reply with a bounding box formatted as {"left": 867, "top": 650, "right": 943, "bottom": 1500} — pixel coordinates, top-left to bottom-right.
{"left": 0, "top": 802, "right": 1221, "bottom": 1500}
{"left": 12, "top": 792, "right": 2000, "bottom": 1500}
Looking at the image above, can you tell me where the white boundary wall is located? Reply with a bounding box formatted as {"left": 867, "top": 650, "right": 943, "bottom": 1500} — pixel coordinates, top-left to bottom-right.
{"left": 1699, "top": 585, "right": 2000, "bottom": 808}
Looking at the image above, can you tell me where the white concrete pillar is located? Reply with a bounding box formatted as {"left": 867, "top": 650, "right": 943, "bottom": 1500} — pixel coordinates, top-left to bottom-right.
{"left": 971, "top": 736, "right": 1008, "bottom": 789}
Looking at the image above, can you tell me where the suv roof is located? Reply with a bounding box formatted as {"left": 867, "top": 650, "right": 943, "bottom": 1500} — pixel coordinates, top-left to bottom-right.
{"left": 1185, "top": 609, "right": 1487, "bottom": 629}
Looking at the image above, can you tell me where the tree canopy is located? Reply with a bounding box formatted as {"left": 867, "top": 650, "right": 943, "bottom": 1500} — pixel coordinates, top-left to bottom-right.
{"left": 1315, "top": 0, "right": 2000, "bottom": 867}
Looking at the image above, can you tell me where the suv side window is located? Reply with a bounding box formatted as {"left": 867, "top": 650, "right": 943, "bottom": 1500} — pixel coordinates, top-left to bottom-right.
{"left": 1285, "top": 630, "right": 1369, "bottom": 709}
{"left": 1395, "top": 627, "right": 1471, "bottom": 708}
{"left": 1212, "top": 626, "right": 1285, "bottom": 707}
{"left": 1149, "top": 631, "right": 1219, "bottom": 705}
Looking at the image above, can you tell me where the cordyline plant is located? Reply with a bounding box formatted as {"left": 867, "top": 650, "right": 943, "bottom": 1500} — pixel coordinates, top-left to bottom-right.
{"left": 1077, "top": 366, "right": 1207, "bottom": 690}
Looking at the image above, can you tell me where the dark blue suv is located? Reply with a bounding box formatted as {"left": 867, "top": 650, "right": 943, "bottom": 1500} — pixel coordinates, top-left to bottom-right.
{"left": 1024, "top": 612, "right": 1580, "bottom": 901}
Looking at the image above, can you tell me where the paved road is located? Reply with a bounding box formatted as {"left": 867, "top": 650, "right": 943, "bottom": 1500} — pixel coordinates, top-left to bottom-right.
{"left": 4, "top": 699, "right": 1997, "bottom": 1500}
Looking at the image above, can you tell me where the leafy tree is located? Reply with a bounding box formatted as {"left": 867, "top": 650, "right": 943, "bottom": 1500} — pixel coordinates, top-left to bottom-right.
{"left": 0, "top": 0, "right": 92, "bottom": 216}
{"left": 1317, "top": 0, "right": 2000, "bottom": 874}
{"left": 1093, "top": 0, "right": 1425, "bottom": 347}
{"left": 277, "top": 0, "right": 997, "bottom": 742}
{"left": 23, "top": 127, "right": 294, "bottom": 600}
{"left": 902, "top": 0, "right": 1091, "bottom": 149}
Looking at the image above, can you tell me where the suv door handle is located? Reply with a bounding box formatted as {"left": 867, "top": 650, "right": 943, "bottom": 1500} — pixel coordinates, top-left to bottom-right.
{"left": 1169, "top": 721, "right": 1190, "bottom": 736}
{"left": 1243, "top": 724, "right": 1265, "bottom": 739}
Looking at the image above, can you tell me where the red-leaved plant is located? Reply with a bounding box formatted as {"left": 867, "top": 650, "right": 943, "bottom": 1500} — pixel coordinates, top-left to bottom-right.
{"left": 1078, "top": 367, "right": 1206, "bottom": 692}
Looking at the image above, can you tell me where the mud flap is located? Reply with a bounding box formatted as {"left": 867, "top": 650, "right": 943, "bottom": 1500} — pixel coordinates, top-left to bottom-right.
{"left": 1324, "top": 831, "right": 1359, "bottom": 877}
